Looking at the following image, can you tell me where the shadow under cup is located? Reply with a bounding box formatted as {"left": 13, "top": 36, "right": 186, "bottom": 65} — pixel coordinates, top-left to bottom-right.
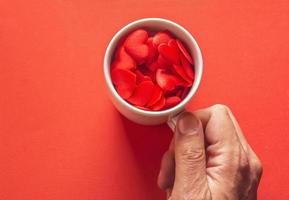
{"left": 104, "top": 18, "right": 203, "bottom": 126}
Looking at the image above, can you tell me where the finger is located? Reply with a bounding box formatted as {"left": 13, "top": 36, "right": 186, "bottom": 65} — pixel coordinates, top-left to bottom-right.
{"left": 195, "top": 104, "right": 250, "bottom": 154}
{"left": 195, "top": 105, "right": 262, "bottom": 177}
{"left": 158, "top": 149, "right": 175, "bottom": 190}
{"left": 227, "top": 109, "right": 263, "bottom": 177}
{"left": 195, "top": 104, "right": 248, "bottom": 151}
{"left": 193, "top": 104, "right": 240, "bottom": 146}
{"left": 173, "top": 112, "right": 209, "bottom": 197}
{"left": 166, "top": 189, "right": 172, "bottom": 199}
{"left": 169, "top": 136, "right": 175, "bottom": 152}
{"left": 158, "top": 137, "right": 175, "bottom": 190}
{"left": 226, "top": 109, "right": 253, "bottom": 153}
{"left": 193, "top": 104, "right": 247, "bottom": 173}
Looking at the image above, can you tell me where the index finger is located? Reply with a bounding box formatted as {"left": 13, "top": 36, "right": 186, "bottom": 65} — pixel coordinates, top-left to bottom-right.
{"left": 193, "top": 104, "right": 240, "bottom": 146}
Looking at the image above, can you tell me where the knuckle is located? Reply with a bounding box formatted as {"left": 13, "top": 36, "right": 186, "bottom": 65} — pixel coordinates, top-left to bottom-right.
{"left": 238, "top": 148, "right": 250, "bottom": 171}
{"left": 251, "top": 158, "right": 263, "bottom": 177}
{"left": 240, "top": 156, "right": 250, "bottom": 171}
{"left": 211, "top": 104, "right": 230, "bottom": 115}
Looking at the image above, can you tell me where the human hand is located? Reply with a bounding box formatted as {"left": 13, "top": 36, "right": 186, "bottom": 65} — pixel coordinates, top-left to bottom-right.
{"left": 158, "top": 105, "right": 263, "bottom": 200}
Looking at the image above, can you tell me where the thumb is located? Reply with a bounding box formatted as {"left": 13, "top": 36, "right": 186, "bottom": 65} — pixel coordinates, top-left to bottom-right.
{"left": 172, "top": 112, "right": 209, "bottom": 198}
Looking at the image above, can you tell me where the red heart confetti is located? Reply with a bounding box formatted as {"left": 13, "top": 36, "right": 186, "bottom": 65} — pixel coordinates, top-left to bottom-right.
{"left": 158, "top": 41, "right": 179, "bottom": 65}
{"left": 156, "top": 69, "right": 177, "bottom": 91}
{"left": 124, "top": 29, "right": 149, "bottom": 65}
{"left": 111, "top": 29, "right": 195, "bottom": 111}
{"left": 147, "top": 60, "right": 159, "bottom": 72}
{"left": 165, "top": 96, "right": 182, "bottom": 108}
{"left": 172, "top": 64, "right": 192, "bottom": 84}
{"left": 168, "top": 39, "right": 180, "bottom": 63}
{"left": 135, "top": 70, "right": 152, "bottom": 84}
{"left": 157, "top": 54, "right": 171, "bottom": 69}
{"left": 146, "top": 85, "right": 163, "bottom": 107}
{"left": 180, "top": 53, "right": 195, "bottom": 80}
{"left": 176, "top": 39, "right": 194, "bottom": 65}
{"left": 112, "top": 46, "right": 136, "bottom": 70}
{"left": 181, "top": 87, "right": 190, "bottom": 99}
{"left": 152, "top": 31, "right": 172, "bottom": 48}
{"left": 176, "top": 89, "right": 182, "bottom": 98}
{"left": 111, "top": 68, "right": 136, "bottom": 99}
{"left": 127, "top": 80, "right": 155, "bottom": 106}
{"left": 135, "top": 105, "right": 150, "bottom": 111}
{"left": 146, "top": 37, "right": 158, "bottom": 64}
{"left": 150, "top": 95, "right": 166, "bottom": 111}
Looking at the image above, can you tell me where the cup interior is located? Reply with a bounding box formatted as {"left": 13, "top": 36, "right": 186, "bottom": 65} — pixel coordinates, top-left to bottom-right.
{"left": 104, "top": 18, "right": 203, "bottom": 116}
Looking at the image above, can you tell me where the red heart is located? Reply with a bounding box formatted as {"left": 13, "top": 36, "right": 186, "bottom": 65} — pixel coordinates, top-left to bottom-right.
{"left": 146, "top": 85, "right": 163, "bottom": 107}
{"left": 152, "top": 31, "right": 172, "bottom": 48}
{"left": 172, "top": 64, "right": 192, "bottom": 84}
{"left": 181, "top": 87, "right": 190, "bottom": 99}
{"left": 146, "top": 37, "right": 158, "bottom": 64}
{"left": 165, "top": 96, "right": 182, "bottom": 108}
{"left": 176, "top": 39, "right": 194, "bottom": 65}
{"left": 111, "top": 68, "right": 136, "bottom": 99}
{"left": 168, "top": 39, "right": 179, "bottom": 50}
{"left": 180, "top": 53, "right": 195, "bottom": 80}
{"left": 174, "top": 75, "right": 192, "bottom": 87}
{"left": 124, "top": 29, "right": 149, "bottom": 65}
{"left": 147, "top": 70, "right": 157, "bottom": 83}
{"left": 150, "top": 96, "right": 166, "bottom": 111}
{"left": 135, "top": 105, "right": 149, "bottom": 111}
{"left": 127, "top": 80, "right": 155, "bottom": 106}
{"left": 148, "top": 60, "right": 160, "bottom": 72}
{"left": 156, "top": 69, "right": 176, "bottom": 91}
{"left": 158, "top": 39, "right": 180, "bottom": 65}
{"left": 157, "top": 54, "right": 171, "bottom": 69}
{"left": 168, "top": 39, "right": 181, "bottom": 64}
{"left": 176, "top": 89, "right": 183, "bottom": 98}
{"left": 135, "top": 70, "right": 152, "bottom": 84}
{"left": 112, "top": 46, "right": 136, "bottom": 70}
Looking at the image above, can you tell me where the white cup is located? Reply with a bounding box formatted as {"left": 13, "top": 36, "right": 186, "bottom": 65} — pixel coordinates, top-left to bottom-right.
{"left": 104, "top": 18, "right": 203, "bottom": 127}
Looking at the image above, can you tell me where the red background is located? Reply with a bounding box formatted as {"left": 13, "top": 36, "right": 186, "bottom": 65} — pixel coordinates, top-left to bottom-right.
{"left": 0, "top": 0, "right": 288, "bottom": 199}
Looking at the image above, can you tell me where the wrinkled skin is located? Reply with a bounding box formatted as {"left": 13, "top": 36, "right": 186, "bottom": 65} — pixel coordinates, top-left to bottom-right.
{"left": 158, "top": 104, "right": 263, "bottom": 200}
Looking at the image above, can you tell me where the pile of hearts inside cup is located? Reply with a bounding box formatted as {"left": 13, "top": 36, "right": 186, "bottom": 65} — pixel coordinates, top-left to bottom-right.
{"left": 111, "top": 29, "right": 195, "bottom": 111}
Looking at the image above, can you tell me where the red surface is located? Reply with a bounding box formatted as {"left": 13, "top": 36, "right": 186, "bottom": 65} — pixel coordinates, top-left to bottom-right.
{"left": 0, "top": 0, "right": 288, "bottom": 199}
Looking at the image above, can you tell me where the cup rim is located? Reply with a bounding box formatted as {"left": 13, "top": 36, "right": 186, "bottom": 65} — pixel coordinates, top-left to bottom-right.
{"left": 104, "top": 18, "right": 203, "bottom": 116}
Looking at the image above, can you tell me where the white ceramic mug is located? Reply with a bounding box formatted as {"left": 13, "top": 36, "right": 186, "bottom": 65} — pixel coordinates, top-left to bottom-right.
{"left": 104, "top": 18, "right": 203, "bottom": 128}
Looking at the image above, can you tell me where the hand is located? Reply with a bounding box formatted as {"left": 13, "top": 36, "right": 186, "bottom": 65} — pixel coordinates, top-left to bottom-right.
{"left": 158, "top": 104, "right": 263, "bottom": 200}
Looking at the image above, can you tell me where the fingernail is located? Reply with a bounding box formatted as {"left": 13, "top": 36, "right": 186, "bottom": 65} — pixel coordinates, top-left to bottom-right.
{"left": 177, "top": 112, "right": 200, "bottom": 135}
